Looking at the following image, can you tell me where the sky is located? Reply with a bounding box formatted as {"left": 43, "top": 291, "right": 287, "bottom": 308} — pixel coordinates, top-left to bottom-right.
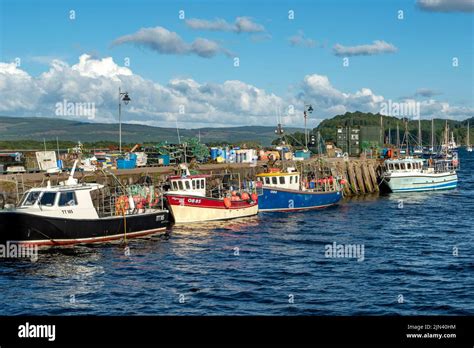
{"left": 0, "top": 0, "right": 472, "bottom": 129}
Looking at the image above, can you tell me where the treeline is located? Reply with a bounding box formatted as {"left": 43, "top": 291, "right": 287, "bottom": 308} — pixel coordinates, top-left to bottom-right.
{"left": 277, "top": 112, "right": 474, "bottom": 146}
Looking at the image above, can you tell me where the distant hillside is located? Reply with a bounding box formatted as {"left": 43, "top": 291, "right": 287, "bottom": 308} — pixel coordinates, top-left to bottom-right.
{"left": 0, "top": 116, "right": 302, "bottom": 147}
{"left": 315, "top": 111, "right": 474, "bottom": 145}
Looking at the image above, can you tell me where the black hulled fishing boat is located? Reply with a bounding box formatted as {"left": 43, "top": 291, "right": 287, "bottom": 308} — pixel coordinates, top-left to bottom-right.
{"left": 0, "top": 162, "right": 169, "bottom": 246}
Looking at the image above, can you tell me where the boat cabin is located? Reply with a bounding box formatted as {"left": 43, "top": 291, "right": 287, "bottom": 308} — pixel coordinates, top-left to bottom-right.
{"left": 168, "top": 175, "right": 208, "bottom": 197}
{"left": 384, "top": 158, "right": 424, "bottom": 173}
{"left": 17, "top": 182, "right": 104, "bottom": 219}
{"left": 256, "top": 167, "right": 300, "bottom": 190}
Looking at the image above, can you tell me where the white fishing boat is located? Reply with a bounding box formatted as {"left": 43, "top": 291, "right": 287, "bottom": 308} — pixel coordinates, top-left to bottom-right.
{"left": 381, "top": 157, "right": 458, "bottom": 192}
{"left": 381, "top": 120, "right": 459, "bottom": 193}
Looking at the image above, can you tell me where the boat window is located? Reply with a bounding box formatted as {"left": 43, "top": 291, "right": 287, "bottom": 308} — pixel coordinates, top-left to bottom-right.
{"left": 192, "top": 180, "right": 196, "bottom": 189}
{"left": 185, "top": 181, "right": 191, "bottom": 190}
{"left": 295, "top": 176, "right": 298, "bottom": 183}
{"left": 58, "top": 191, "right": 77, "bottom": 206}
{"left": 265, "top": 177, "right": 270, "bottom": 185}
{"left": 279, "top": 176, "right": 285, "bottom": 184}
{"left": 178, "top": 181, "right": 184, "bottom": 190}
{"left": 39, "top": 192, "right": 57, "bottom": 207}
{"left": 22, "top": 191, "right": 41, "bottom": 206}
{"left": 290, "top": 176, "right": 293, "bottom": 184}
{"left": 172, "top": 181, "right": 178, "bottom": 190}
{"left": 272, "top": 177, "right": 278, "bottom": 185}
{"left": 201, "top": 179, "right": 205, "bottom": 188}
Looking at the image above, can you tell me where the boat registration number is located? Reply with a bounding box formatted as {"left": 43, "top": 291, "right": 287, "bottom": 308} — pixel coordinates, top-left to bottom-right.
{"left": 187, "top": 198, "right": 202, "bottom": 204}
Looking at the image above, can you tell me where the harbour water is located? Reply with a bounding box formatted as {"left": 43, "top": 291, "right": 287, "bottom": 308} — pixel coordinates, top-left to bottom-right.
{"left": 0, "top": 150, "right": 472, "bottom": 315}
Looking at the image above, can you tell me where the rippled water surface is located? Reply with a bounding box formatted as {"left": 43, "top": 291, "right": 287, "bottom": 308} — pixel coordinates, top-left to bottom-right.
{"left": 1, "top": 151, "right": 473, "bottom": 315}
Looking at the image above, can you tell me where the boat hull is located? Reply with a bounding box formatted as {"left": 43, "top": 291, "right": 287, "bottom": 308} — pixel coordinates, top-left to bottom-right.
{"left": 0, "top": 210, "right": 169, "bottom": 246}
{"left": 258, "top": 187, "right": 342, "bottom": 212}
{"left": 165, "top": 194, "right": 258, "bottom": 223}
{"left": 381, "top": 172, "right": 458, "bottom": 193}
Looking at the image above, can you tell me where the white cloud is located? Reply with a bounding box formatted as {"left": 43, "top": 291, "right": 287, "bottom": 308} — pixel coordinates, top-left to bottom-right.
{"left": 296, "top": 74, "right": 385, "bottom": 116}
{"left": 333, "top": 40, "right": 398, "bottom": 57}
{"left": 416, "top": 0, "right": 474, "bottom": 12}
{"left": 185, "top": 17, "right": 265, "bottom": 33}
{"left": 288, "top": 31, "right": 317, "bottom": 48}
{"left": 112, "top": 26, "right": 230, "bottom": 58}
{"left": 0, "top": 55, "right": 471, "bottom": 128}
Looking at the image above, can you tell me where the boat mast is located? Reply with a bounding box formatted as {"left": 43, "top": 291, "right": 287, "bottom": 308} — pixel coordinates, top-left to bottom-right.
{"left": 405, "top": 119, "right": 409, "bottom": 156}
{"left": 468, "top": 121, "right": 470, "bottom": 147}
{"left": 380, "top": 115, "right": 383, "bottom": 146}
{"left": 418, "top": 118, "right": 422, "bottom": 148}
{"left": 396, "top": 122, "right": 400, "bottom": 149}
{"left": 445, "top": 120, "right": 449, "bottom": 156}
{"left": 431, "top": 118, "right": 434, "bottom": 151}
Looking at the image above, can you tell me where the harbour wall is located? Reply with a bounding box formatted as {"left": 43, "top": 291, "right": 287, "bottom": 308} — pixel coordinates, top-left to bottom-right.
{"left": 0, "top": 158, "right": 383, "bottom": 206}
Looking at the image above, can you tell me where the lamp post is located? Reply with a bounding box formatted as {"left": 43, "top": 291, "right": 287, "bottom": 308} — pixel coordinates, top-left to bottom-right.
{"left": 304, "top": 104, "right": 313, "bottom": 150}
{"left": 118, "top": 87, "right": 131, "bottom": 153}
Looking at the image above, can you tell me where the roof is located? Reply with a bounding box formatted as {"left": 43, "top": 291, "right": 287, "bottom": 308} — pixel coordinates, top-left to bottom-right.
{"left": 385, "top": 158, "right": 424, "bottom": 164}
{"left": 256, "top": 171, "right": 299, "bottom": 177}
{"left": 168, "top": 174, "right": 210, "bottom": 180}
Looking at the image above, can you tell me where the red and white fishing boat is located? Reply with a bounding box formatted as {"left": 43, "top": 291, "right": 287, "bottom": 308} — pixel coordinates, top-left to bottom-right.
{"left": 164, "top": 165, "right": 258, "bottom": 223}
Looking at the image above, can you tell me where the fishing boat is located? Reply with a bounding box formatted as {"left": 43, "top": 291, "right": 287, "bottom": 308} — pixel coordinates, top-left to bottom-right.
{"left": 164, "top": 164, "right": 258, "bottom": 223}
{"left": 467, "top": 121, "right": 472, "bottom": 152}
{"left": 381, "top": 119, "right": 459, "bottom": 193}
{"left": 256, "top": 167, "right": 343, "bottom": 212}
{"left": 0, "top": 161, "right": 169, "bottom": 246}
{"left": 380, "top": 157, "right": 458, "bottom": 192}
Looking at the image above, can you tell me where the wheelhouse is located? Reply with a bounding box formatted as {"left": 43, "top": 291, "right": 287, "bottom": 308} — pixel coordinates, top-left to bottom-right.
{"left": 168, "top": 175, "right": 209, "bottom": 197}
{"left": 256, "top": 172, "right": 300, "bottom": 190}
{"left": 384, "top": 158, "right": 424, "bottom": 172}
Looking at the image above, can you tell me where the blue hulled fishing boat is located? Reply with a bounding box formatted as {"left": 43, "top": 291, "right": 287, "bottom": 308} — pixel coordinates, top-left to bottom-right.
{"left": 256, "top": 167, "right": 343, "bottom": 212}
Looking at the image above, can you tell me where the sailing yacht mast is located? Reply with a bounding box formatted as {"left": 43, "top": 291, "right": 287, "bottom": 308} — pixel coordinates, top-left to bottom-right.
{"left": 405, "top": 119, "right": 409, "bottom": 156}
{"left": 467, "top": 121, "right": 472, "bottom": 152}
{"left": 468, "top": 121, "right": 470, "bottom": 147}
{"left": 396, "top": 123, "right": 400, "bottom": 148}
{"left": 418, "top": 118, "right": 422, "bottom": 148}
{"left": 431, "top": 118, "right": 434, "bottom": 151}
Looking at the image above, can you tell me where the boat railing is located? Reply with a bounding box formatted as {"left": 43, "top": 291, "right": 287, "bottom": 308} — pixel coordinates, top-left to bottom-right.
{"left": 302, "top": 176, "right": 341, "bottom": 193}
{"left": 92, "top": 184, "right": 165, "bottom": 218}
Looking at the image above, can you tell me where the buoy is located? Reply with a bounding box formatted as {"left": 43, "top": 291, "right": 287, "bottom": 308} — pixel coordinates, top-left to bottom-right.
{"left": 241, "top": 192, "right": 250, "bottom": 200}
{"left": 115, "top": 196, "right": 129, "bottom": 214}
{"left": 340, "top": 179, "right": 347, "bottom": 185}
{"left": 231, "top": 191, "right": 237, "bottom": 196}
{"left": 224, "top": 197, "right": 232, "bottom": 208}
{"left": 251, "top": 193, "right": 258, "bottom": 201}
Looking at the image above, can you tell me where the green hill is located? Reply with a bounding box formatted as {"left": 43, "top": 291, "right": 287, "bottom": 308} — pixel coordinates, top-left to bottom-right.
{"left": 315, "top": 111, "right": 473, "bottom": 146}
{"left": 0, "top": 116, "right": 302, "bottom": 148}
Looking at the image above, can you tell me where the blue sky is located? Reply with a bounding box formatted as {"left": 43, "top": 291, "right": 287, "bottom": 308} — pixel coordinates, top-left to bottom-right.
{"left": 0, "top": 0, "right": 472, "bottom": 128}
